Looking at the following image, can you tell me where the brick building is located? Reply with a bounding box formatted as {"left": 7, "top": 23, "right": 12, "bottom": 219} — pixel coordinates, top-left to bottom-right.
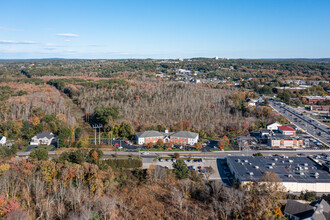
{"left": 135, "top": 130, "right": 199, "bottom": 145}
{"left": 305, "top": 96, "right": 330, "bottom": 105}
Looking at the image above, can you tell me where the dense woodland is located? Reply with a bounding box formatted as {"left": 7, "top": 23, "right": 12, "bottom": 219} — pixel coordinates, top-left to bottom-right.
{"left": 1, "top": 58, "right": 322, "bottom": 145}
{"left": 0, "top": 58, "right": 329, "bottom": 80}
{"left": 0, "top": 151, "right": 287, "bottom": 219}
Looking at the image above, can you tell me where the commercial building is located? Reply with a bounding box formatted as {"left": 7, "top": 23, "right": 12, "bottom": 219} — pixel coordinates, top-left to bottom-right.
{"left": 135, "top": 130, "right": 199, "bottom": 145}
{"left": 310, "top": 105, "right": 330, "bottom": 114}
{"left": 267, "top": 134, "right": 304, "bottom": 148}
{"left": 305, "top": 96, "right": 330, "bottom": 105}
{"left": 227, "top": 156, "right": 330, "bottom": 193}
{"left": 278, "top": 126, "right": 296, "bottom": 137}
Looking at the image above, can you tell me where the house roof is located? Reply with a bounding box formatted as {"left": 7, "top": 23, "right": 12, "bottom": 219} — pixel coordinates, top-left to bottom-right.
{"left": 136, "top": 130, "right": 198, "bottom": 139}
{"left": 285, "top": 199, "right": 330, "bottom": 220}
{"left": 135, "top": 131, "right": 163, "bottom": 138}
{"left": 278, "top": 126, "right": 296, "bottom": 131}
{"left": 284, "top": 200, "right": 314, "bottom": 216}
{"left": 35, "top": 132, "right": 55, "bottom": 139}
{"left": 267, "top": 121, "right": 282, "bottom": 126}
{"left": 170, "top": 131, "right": 199, "bottom": 139}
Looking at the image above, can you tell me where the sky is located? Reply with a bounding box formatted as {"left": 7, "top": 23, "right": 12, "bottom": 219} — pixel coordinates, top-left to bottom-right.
{"left": 0, "top": 0, "right": 329, "bottom": 59}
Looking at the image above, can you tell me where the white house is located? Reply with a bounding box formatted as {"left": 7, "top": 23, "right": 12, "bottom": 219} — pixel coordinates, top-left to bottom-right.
{"left": 0, "top": 136, "right": 6, "bottom": 145}
{"left": 266, "top": 122, "right": 282, "bottom": 131}
{"left": 30, "top": 132, "right": 56, "bottom": 146}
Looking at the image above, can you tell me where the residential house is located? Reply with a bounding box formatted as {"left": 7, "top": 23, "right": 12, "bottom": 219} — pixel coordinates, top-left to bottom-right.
{"left": 267, "top": 122, "right": 282, "bottom": 131}
{"left": 0, "top": 136, "right": 6, "bottom": 145}
{"left": 30, "top": 132, "right": 56, "bottom": 146}
{"left": 284, "top": 199, "right": 330, "bottom": 220}
{"left": 135, "top": 130, "right": 199, "bottom": 145}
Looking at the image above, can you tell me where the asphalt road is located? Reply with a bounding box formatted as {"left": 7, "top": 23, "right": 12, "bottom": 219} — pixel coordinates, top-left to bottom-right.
{"left": 16, "top": 149, "right": 330, "bottom": 157}
{"left": 268, "top": 99, "right": 330, "bottom": 147}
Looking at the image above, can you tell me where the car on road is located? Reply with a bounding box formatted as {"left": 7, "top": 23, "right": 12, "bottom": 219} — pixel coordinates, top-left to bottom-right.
{"left": 141, "top": 152, "right": 149, "bottom": 155}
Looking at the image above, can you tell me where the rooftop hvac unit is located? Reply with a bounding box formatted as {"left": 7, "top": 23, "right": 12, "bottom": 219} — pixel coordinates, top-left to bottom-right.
{"left": 249, "top": 172, "right": 254, "bottom": 176}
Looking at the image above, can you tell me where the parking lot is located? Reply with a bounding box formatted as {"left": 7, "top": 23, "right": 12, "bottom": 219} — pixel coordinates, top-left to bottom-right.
{"left": 142, "top": 157, "right": 221, "bottom": 180}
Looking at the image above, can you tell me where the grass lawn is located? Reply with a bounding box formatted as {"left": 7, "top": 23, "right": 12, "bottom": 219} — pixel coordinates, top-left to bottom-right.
{"left": 211, "top": 145, "right": 233, "bottom": 151}
{"left": 30, "top": 145, "right": 55, "bottom": 152}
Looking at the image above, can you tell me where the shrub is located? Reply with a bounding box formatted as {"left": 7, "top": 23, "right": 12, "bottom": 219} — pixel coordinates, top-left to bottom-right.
{"left": 173, "top": 152, "right": 180, "bottom": 159}
{"left": 173, "top": 159, "right": 189, "bottom": 179}
{"left": 30, "top": 148, "right": 49, "bottom": 160}
{"left": 102, "top": 158, "right": 142, "bottom": 169}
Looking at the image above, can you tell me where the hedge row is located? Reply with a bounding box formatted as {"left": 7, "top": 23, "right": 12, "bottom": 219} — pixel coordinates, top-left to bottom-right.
{"left": 102, "top": 158, "right": 142, "bottom": 169}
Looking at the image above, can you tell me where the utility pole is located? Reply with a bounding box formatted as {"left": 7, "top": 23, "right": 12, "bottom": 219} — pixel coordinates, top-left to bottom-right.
{"left": 99, "top": 126, "right": 101, "bottom": 144}
{"left": 92, "top": 124, "right": 103, "bottom": 145}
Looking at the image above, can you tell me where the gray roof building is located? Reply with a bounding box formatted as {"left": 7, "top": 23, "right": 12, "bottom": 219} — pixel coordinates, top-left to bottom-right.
{"left": 135, "top": 130, "right": 198, "bottom": 139}
{"left": 227, "top": 156, "right": 330, "bottom": 183}
{"left": 135, "top": 131, "right": 163, "bottom": 138}
{"left": 227, "top": 156, "right": 330, "bottom": 193}
{"left": 35, "top": 132, "right": 55, "bottom": 139}
{"left": 284, "top": 199, "right": 330, "bottom": 220}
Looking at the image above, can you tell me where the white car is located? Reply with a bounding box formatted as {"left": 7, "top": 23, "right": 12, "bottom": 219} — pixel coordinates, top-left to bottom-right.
{"left": 142, "top": 152, "right": 149, "bottom": 155}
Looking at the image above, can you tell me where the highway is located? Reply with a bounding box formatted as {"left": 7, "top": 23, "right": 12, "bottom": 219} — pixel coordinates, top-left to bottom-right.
{"left": 268, "top": 98, "right": 330, "bottom": 147}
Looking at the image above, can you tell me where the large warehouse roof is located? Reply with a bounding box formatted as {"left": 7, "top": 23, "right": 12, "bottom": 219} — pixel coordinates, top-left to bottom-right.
{"left": 227, "top": 156, "right": 330, "bottom": 183}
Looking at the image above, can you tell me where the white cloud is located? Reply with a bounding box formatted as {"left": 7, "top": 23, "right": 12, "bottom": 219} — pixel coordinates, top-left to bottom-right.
{"left": 65, "top": 39, "right": 72, "bottom": 42}
{"left": 0, "top": 40, "right": 37, "bottom": 44}
{"left": 56, "top": 33, "right": 79, "bottom": 37}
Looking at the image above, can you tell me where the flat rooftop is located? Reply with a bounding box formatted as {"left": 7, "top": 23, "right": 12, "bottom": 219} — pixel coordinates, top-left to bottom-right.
{"left": 227, "top": 156, "right": 330, "bottom": 183}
